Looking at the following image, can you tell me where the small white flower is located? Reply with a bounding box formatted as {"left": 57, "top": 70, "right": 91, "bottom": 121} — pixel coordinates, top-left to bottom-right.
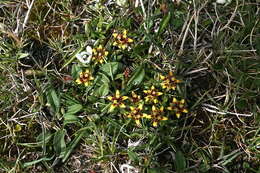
{"left": 86, "top": 45, "right": 92, "bottom": 54}
{"left": 216, "top": 0, "right": 226, "bottom": 3}
{"left": 216, "top": 0, "right": 231, "bottom": 4}
{"left": 76, "top": 46, "right": 92, "bottom": 64}
{"left": 120, "top": 164, "right": 139, "bottom": 173}
{"left": 127, "top": 138, "right": 143, "bottom": 148}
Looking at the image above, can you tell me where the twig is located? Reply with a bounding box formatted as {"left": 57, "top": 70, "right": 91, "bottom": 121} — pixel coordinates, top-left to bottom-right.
{"left": 219, "top": 0, "right": 238, "bottom": 32}
{"left": 22, "top": 0, "right": 35, "bottom": 31}
{"left": 178, "top": 13, "right": 195, "bottom": 56}
{"left": 202, "top": 104, "right": 253, "bottom": 117}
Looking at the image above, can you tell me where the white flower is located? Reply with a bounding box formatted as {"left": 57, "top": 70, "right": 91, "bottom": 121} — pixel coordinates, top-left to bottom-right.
{"left": 76, "top": 46, "right": 92, "bottom": 64}
{"left": 127, "top": 138, "right": 143, "bottom": 148}
{"left": 216, "top": 0, "right": 231, "bottom": 4}
{"left": 120, "top": 164, "right": 139, "bottom": 173}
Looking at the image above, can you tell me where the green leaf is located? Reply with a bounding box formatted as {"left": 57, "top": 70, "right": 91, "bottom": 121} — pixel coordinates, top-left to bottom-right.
{"left": 63, "top": 94, "right": 81, "bottom": 106}
{"left": 46, "top": 88, "right": 60, "bottom": 117}
{"left": 100, "top": 62, "right": 121, "bottom": 79}
{"left": 71, "top": 64, "right": 81, "bottom": 79}
{"left": 53, "top": 129, "right": 66, "bottom": 158}
{"left": 95, "top": 73, "right": 110, "bottom": 86}
{"left": 62, "top": 131, "right": 84, "bottom": 162}
{"left": 67, "top": 104, "right": 82, "bottom": 114}
{"left": 127, "top": 150, "right": 139, "bottom": 163}
{"left": 23, "top": 156, "right": 54, "bottom": 168}
{"left": 158, "top": 12, "right": 171, "bottom": 35}
{"left": 36, "top": 132, "right": 53, "bottom": 144}
{"left": 95, "top": 83, "right": 109, "bottom": 97}
{"left": 175, "top": 150, "right": 186, "bottom": 173}
{"left": 127, "top": 65, "right": 145, "bottom": 89}
{"left": 51, "top": 89, "right": 60, "bottom": 110}
{"left": 17, "top": 131, "right": 53, "bottom": 148}
{"left": 64, "top": 114, "right": 79, "bottom": 125}
{"left": 115, "top": 73, "right": 124, "bottom": 80}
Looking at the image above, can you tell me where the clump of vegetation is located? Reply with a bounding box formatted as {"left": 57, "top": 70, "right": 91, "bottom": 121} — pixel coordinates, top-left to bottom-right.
{"left": 0, "top": 0, "right": 259, "bottom": 172}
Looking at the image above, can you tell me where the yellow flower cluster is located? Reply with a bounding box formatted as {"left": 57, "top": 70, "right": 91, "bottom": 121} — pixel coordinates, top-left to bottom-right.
{"left": 125, "top": 104, "right": 147, "bottom": 126}
{"left": 73, "top": 27, "right": 188, "bottom": 127}
{"left": 107, "top": 90, "right": 128, "bottom": 112}
{"left": 124, "top": 104, "right": 168, "bottom": 127}
{"left": 167, "top": 98, "right": 188, "bottom": 118}
{"left": 75, "top": 29, "right": 134, "bottom": 87}
{"left": 112, "top": 29, "right": 134, "bottom": 50}
{"left": 75, "top": 69, "right": 94, "bottom": 86}
{"left": 160, "top": 71, "right": 181, "bottom": 90}
{"left": 147, "top": 106, "right": 168, "bottom": 127}
{"left": 92, "top": 45, "right": 108, "bottom": 64}
{"left": 107, "top": 80, "right": 188, "bottom": 127}
{"left": 129, "top": 91, "right": 141, "bottom": 104}
{"left": 143, "top": 86, "right": 163, "bottom": 104}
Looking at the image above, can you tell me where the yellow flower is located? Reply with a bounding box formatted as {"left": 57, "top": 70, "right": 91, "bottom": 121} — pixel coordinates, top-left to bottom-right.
{"left": 143, "top": 86, "right": 163, "bottom": 104}
{"left": 160, "top": 71, "right": 181, "bottom": 90}
{"left": 144, "top": 106, "right": 168, "bottom": 127}
{"left": 125, "top": 103, "right": 147, "bottom": 126}
{"left": 167, "top": 98, "right": 188, "bottom": 118}
{"left": 92, "top": 45, "right": 108, "bottom": 64}
{"left": 129, "top": 91, "right": 141, "bottom": 104}
{"left": 75, "top": 69, "right": 94, "bottom": 86}
{"left": 112, "top": 29, "right": 134, "bottom": 50}
{"left": 107, "top": 90, "right": 128, "bottom": 112}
